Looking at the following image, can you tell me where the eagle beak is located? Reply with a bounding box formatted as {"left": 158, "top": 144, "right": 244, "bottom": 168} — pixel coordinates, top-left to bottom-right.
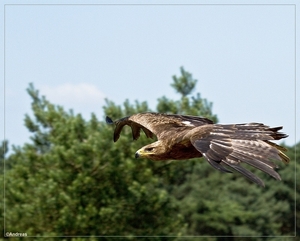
{"left": 135, "top": 148, "right": 147, "bottom": 159}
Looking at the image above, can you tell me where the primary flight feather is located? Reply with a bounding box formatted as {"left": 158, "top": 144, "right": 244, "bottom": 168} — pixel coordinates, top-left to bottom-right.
{"left": 106, "top": 112, "right": 289, "bottom": 187}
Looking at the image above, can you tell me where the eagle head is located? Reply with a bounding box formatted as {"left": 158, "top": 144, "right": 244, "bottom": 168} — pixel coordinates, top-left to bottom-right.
{"left": 135, "top": 141, "right": 167, "bottom": 161}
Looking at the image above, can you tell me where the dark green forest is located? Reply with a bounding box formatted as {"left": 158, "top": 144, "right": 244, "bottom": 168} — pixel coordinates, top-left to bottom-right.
{"left": 1, "top": 68, "right": 299, "bottom": 240}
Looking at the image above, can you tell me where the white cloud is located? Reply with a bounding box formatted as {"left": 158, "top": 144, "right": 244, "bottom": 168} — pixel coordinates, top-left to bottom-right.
{"left": 41, "top": 83, "right": 105, "bottom": 103}
{"left": 40, "top": 83, "right": 106, "bottom": 118}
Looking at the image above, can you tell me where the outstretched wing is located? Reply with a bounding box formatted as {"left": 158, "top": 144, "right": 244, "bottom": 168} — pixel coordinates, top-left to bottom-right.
{"left": 106, "top": 112, "right": 213, "bottom": 142}
{"left": 189, "top": 123, "right": 289, "bottom": 187}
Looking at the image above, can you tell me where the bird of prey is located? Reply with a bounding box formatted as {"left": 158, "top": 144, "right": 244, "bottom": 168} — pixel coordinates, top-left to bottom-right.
{"left": 106, "top": 112, "right": 289, "bottom": 187}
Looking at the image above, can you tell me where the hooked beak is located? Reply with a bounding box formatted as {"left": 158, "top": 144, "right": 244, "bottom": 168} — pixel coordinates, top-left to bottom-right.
{"left": 135, "top": 148, "right": 147, "bottom": 159}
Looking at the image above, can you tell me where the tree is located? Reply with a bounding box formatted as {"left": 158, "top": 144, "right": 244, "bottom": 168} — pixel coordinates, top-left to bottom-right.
{"left": 2, "top": 68, "right": 298, "bottom": 240}
{"left": 3, "top": 84, "right": 184, "bottom": 239}
{"left": 0, "top": 140, "right": 8, "bottom": 173}
{"left": 0, "top": 140, "right": 8, "bottom": 236}
{"left": 157, "top": 68, "right": 299, "bottom": 240}
{"left": 157, "top": 67, "right": 218, "bottom": 123}
{"left": 156, "top": 67, "right": 297, "bottom": 239}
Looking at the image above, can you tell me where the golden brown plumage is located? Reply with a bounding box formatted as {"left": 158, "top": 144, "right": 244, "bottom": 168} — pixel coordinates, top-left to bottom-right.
{"left": 106, "top": 112, "right": 289, "bottom": 187}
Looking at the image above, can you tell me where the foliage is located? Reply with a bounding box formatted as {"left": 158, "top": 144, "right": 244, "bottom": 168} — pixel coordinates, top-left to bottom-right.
{"left": 1, "top": 68, "right": 298, "bottom": 240}
{"left": 3, "top": 84, "right": 183, "bottom": 239}
{"left": 0, "top": 140, "right": 8, "bottom": 173}
{"left": 157, "top": 67, "right": 218, "bottom": 123}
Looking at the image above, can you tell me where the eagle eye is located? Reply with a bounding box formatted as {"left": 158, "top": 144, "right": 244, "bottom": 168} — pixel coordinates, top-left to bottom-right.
{"left": 145, "top": 147, "right": 154, "bottom": 152}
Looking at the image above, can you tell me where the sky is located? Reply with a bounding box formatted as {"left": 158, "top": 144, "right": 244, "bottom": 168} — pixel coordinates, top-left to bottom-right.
{"left": 1, "top": 1, "right": 299, "bottom": 152}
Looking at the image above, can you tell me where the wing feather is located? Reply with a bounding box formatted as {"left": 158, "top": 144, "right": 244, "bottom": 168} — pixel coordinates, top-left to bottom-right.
{"left": 106, "top": 116, "right": 153, "bottom": 142}
{"left": 190, "top": 123, "right": 289, "bottom": 186}
{"left": 106, "top": 112, "right": 213, "bottom": 141}
{"left": 222, "top": 159, "right": 265, "bottom": 187}
{"left": 202, "top": 153, "right": 232, "bottom": 173}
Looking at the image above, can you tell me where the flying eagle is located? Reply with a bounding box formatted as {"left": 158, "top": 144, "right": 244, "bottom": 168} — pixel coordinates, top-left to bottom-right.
{"left": 106, "top": 112, "right": 289, "bottom": 187}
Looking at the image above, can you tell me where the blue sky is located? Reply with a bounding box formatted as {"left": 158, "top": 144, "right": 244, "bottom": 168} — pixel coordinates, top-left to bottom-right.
{"left": 1, "top": 1, "right": 298, "bottom": 151}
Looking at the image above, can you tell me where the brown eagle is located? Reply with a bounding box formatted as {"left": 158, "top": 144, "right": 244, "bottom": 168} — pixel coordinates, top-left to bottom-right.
{"left": 106, "top": 112, "right": 289, "bottom": 187}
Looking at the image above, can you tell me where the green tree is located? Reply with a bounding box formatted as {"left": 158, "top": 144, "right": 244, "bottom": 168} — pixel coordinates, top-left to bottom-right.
{"left": 2, "top": 68, "right": 298, "bottom": 240}
{"left": 0, "top": 140, "right": 8, "bottom": 236}
{"left": 0, "top": 140, "right": 8, "bottom": 173}
{"left": 3, "top": 84, "right": 184, "bottom": 239}
{"left": 155, "top": 67, "right": 296, "bottom": 240}
{"left": 157, "top": 67, "right": 218, "bottom": 123}
{"left": 163, "top": 143, "right": 297, "bottom": 239}
{"left": 273, "top": 142, "right": 299, "bottom": 237}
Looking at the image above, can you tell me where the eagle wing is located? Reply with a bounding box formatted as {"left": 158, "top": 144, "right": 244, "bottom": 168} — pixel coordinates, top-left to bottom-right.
{"left": 189, "top": 123, "right": 289, "bottom": 186}
{"left": 106, "top": 112, "right": 213, "bottom": 142}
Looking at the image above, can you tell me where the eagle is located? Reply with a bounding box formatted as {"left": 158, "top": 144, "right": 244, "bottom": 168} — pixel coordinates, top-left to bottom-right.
{"left": 106, "top": 112, "right": 289, "bottom": 187}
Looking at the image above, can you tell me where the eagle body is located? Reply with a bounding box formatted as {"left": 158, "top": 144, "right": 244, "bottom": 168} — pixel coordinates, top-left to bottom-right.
{"left": 140, "top": 140, "right": 204, "bottom": 161}
{"left": 106, "top": 112, "right": 289, "bottom": 187}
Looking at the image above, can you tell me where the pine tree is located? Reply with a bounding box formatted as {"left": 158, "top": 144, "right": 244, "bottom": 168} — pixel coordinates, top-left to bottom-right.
{"left": 157, "top": 66, "right": 218, "bottom": 123}
{"left": 1, "top": 68, "right": 298, "bottom": 240}
{"left": 3, "top": 84, "right": 184, "bottom": 238}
